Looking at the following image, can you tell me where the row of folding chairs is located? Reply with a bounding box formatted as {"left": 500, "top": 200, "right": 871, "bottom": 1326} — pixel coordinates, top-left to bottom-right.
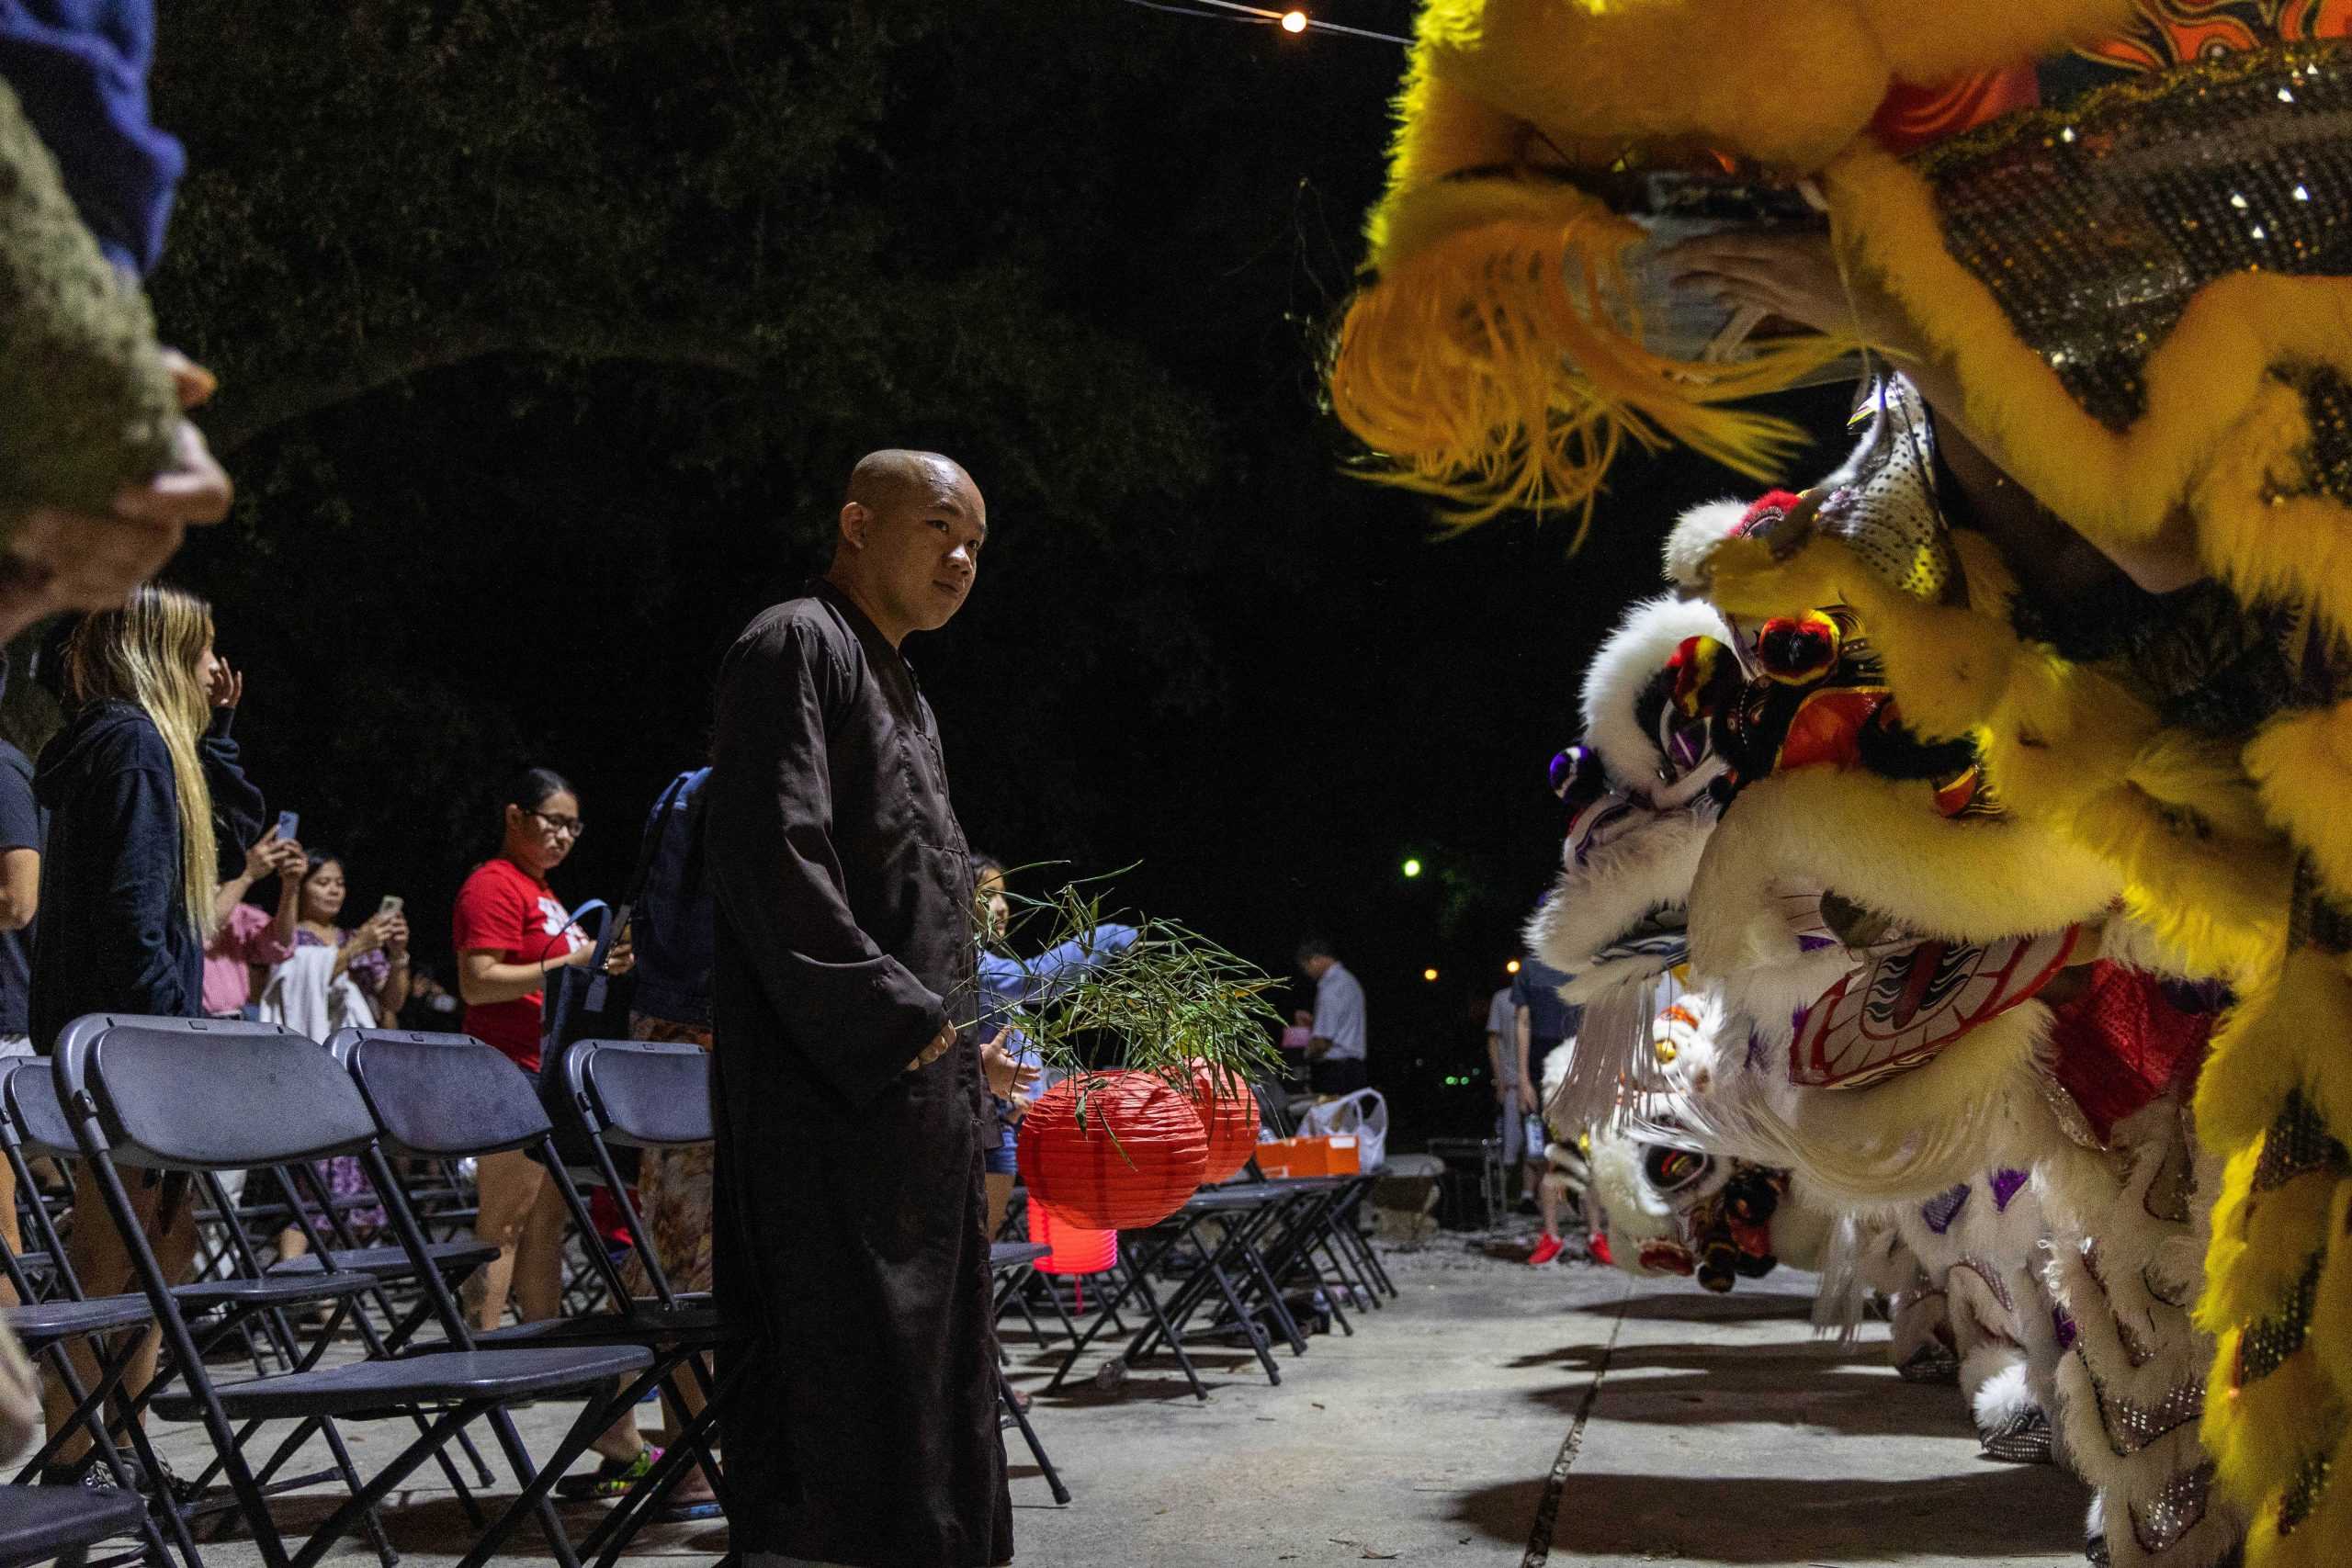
{"left": 0, "top": 1016, "right": 738, "bottom": 1568}
{"left": 990, "top": 1156, "right": 1396, "bottom": 1409}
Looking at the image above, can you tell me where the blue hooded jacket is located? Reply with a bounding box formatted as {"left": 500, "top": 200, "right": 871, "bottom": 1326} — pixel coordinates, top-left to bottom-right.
{"left": 28, "top": 697, "right": 263, "bottom": 1046}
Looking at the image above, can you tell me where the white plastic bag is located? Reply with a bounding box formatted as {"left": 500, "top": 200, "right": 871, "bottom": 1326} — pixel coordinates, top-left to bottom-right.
{"left": 1299, "top": 1088, "right": 1388, "bottom": 1172}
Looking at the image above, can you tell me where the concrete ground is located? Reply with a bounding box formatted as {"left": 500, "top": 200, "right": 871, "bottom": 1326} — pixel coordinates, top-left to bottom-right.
{"left": 134, "top": 1228, "right": 2089, "bottom": 1566}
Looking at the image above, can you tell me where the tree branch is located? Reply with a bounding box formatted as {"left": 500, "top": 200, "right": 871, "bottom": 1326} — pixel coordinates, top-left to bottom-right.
{"left": 204, "top": 321, "right": 763, "bottom": 454}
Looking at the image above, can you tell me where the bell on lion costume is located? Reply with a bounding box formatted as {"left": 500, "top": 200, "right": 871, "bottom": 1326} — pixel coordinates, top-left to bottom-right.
{"left": 1332, "top": 4, "right": 2352, "bottom": 1561}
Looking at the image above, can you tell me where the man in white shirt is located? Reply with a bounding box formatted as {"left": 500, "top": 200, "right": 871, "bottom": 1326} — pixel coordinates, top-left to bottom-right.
{"left": 1486, "top": 980, "right": 1541, "bottom": 1210}
{"left": 1295, "top": 936, "right": 1368, "bottom": 1096}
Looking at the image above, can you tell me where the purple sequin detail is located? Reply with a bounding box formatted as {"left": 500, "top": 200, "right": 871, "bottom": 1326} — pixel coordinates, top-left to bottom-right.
{"left": 1920, "top": 1184, "right": 1972, "bottom": 1235}
{"left": 1990, "top": 1168, "right": 2029, "bottom": 1212}
{"left": 2054, "top": 1306, "right": 2078, "bottom": 1352}
{"left": 1795, "top": 934, "right": 1837, "bottom": 952}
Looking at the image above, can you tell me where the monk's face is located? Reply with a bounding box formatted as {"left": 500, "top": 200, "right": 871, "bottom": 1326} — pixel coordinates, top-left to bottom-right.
{"left": 846, "top": 460, "right": 987, "bottom": 637}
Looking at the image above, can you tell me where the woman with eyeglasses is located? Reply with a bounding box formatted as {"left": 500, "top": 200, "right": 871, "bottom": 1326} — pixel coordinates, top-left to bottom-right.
{"left": 451, "top": 767, "right": 601, "bottom": 1334}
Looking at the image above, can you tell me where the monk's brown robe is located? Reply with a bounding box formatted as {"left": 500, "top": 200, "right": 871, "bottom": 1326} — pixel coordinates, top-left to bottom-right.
{"left": 707, "top": 578, "right": 1009, "bottom": 1568}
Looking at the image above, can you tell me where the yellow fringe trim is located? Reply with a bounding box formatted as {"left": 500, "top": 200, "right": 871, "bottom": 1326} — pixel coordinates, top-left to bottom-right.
{"left": 2201, "top": 1150, "right": 2335, "bottom": 1329}
{"left": 1332, "top": 178, "right": 1854, "bottom": 528}
{"left": 2247, "top": 701, "right": 2352, "bottom": 908}
{"left": 2199, "top": 954, "right": 2352, "bottom": 1163}
{"left": 2312, "top": 1182, "right": 2352, "bottom": 1419}
{"left": 2208, "top": 1327, "right": 2335, "bottom": 1535}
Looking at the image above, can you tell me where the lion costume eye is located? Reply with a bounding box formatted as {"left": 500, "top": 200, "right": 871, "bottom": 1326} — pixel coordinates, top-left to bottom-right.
{"left": 1644, "top": 1145, "right": 1713, "bottom": 1194}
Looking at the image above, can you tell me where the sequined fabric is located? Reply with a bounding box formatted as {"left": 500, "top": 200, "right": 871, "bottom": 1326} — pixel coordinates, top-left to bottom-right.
{"left": 2132, "top": 1462, "right": 2218, "bottom": 1557}
{"left": 2234, "top": 1254, "right": 2323, "bottom": 1385}
{"left": 1984, "top": 1404, "right": 2057, "bottom": 1463}
{"left": 1914, "top": 43, "right": 2352, "bottom": 498}
{"left": 2278, "top": 1447, "right": 2335, "bottom": 1535}
{"left": 2086, "top": 1361, "right": 2208, "bottom": 1456}
{"left": 2250, "top": 1090, "right": 2348, "bottom": 1193}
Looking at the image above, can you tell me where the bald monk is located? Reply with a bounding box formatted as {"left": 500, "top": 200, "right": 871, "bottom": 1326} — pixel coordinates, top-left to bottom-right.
{"left": 707, "top": 450, "right": 1009, "bottom": 1568}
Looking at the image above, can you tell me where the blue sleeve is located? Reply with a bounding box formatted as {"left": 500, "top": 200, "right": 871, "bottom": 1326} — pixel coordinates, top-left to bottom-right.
{"left": 0, "top": 0, "right": 183, "bottom": 275}
{"left": 994, "top": 922, "right": 1139, "bottom": 1007}
{"left": 198, "top": 705, "right": 265, "bottom": 878}
{"left": 0, "top": 752, "right": 37, "bottom": 852}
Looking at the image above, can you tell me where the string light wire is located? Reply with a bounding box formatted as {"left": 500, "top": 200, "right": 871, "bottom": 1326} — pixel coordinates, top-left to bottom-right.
{"left": 1108, "top": 0, "right": 1412, "bottom": 46}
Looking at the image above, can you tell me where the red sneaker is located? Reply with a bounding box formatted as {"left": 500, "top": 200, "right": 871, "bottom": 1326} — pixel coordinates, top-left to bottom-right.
{"left": 1528, "top": 1234, "right": 1566, "bottom": 1268}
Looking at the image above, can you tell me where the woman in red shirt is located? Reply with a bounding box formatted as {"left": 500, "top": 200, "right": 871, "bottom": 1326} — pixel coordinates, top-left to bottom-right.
{"left": 451, "top": 767, "right": 598, "bottom": 1331}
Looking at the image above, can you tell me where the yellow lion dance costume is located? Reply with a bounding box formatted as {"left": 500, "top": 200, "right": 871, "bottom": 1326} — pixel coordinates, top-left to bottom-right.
{"left": 1327, "top": 3, "right": 2352, "bottom": 1562}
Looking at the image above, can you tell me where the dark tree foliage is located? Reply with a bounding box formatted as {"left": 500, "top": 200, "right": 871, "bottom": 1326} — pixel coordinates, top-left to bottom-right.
{"left": 99, "top": 0, "right": 1841, "bottom": 1130}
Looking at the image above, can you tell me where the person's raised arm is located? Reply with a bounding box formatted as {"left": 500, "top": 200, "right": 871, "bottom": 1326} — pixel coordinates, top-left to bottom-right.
{"left": 707, "top": 616, "right": 951, "bottom": 1106}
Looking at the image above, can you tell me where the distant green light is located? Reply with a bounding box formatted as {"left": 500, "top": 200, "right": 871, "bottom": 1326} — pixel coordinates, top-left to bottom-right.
{"left": 1401, "top": 858, "right": 1423, "bottom": 879}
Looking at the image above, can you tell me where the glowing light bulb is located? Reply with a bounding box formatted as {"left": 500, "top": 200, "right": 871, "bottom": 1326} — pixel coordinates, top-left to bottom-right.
{"left": 1401, "top": 858, "right": 1422, "bottom": 879}
{"left": 1280, "top": 9, "right": 1308, "bottom": 32}
{"left": 1422, "top": 967, "right": 1440, "bottom": 983}
{"left": 1506, "top": 959, "right": 1521, "bottom": 975}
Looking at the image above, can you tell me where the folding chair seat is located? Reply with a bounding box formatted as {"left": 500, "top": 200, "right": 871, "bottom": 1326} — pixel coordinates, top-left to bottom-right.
{"left": 0, "top": 1482, "right": 146, "bottom": 1568}
{"left": 53, "top": 1013, "right": 653, "bottom": 1568}
{"left": 2, "top": 1294, "right": 153, "bottom": 1344}
{"left": 265, "top": 1240, "right": 500, "bottom": 1283}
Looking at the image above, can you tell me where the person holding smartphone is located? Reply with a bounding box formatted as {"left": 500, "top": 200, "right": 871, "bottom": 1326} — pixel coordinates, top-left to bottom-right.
{"left": 288, "top": 854, "right": 408, "bottom": 1013}
{"left": 251, "top": 851, "right": 407, "bottom": 1256}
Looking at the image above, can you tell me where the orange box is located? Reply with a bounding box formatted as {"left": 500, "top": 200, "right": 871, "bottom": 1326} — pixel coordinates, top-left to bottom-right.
{"left": 1255, "top": 1134, "right": 1361, "bottom": 1179}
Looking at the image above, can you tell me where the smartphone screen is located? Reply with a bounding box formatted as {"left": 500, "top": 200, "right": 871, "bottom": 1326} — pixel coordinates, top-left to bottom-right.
{"left": 378, "top": 895, "right": 404, "bottom": 919}
{"left": 276, "top": 809, "right": 300, "bottom": 840}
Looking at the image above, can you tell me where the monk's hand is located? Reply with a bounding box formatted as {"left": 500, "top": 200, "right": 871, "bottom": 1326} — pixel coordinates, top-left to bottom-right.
{"left": 905, "top": 1024, "right": 956, "bottom": 1074}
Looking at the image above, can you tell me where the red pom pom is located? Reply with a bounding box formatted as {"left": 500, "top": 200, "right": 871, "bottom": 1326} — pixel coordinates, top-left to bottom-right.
{"left": 1755, "top": 610, "right": 1841, "bottom": 685}
{"left": 1018, "top": 1072, "right": 1210, "bottom": 1231}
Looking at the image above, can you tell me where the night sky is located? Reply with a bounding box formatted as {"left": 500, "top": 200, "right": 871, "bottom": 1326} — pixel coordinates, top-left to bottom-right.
{"left": 138, "top": 3, "right": 1857, "bottom": 1141}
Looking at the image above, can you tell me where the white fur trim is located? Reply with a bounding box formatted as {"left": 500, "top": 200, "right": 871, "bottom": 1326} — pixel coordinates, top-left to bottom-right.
{"left": 1663, "top": 499, "right": 1750, "bottom": 591}
{"left": 1578, "top": 595, "right": 1730, "bottom": 785}
{"left": 1688, "top": 771, "right": 2122, "bottom": 982}
{"left": 1968, "top": 1356, "right": 2037, "bottom": 1436}
{"left": 1529, "top": 811, "right": 1711, "bottom": 997}
{"left": 1673, "top": 1005, "right": 2062, "bottom": 1203}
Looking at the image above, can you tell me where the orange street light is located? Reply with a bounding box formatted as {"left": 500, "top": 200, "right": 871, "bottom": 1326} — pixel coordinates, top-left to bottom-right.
{"left": 1506, "top": 959, "right": 1521, "bottom": 975}
{"left": 1422, "top": 967, "right": 1440, "bottom": 983}
{"left": 1280, "top": 10, "right": 1308, "bottom": 33}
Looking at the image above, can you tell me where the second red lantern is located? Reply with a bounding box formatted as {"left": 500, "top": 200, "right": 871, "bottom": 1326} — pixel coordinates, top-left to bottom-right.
{"left": 1189, "top": 1066, "right": 1261, "bottom": 1185}
{"left": 1018, "top": 1070, "right": 1210, "bottom": 1231}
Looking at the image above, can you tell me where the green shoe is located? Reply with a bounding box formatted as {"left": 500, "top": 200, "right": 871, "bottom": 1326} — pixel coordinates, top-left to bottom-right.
{"left": 555, "top": 1445, "right": 660, "bottom": 1501}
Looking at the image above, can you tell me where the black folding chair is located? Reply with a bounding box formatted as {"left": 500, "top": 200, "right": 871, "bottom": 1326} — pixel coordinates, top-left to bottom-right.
{"left": 0, "top": 1483, "right": 147, "bottom": 1568}
{"left": 51, "top": 1013, "right": 654, "bottom": 1568}
{"left": 987, "top": 1241, "right": 1069, "bottom": 1506}
{"left": 533, "top": 1035, "right": 749, "bottom": 1562}
{"left": 6, "top": 1057, "right": 416, "bottom": 1566}
{"left": 334, "top": 1029, "right": 735, "bottom": 1568}
{"left": 0, "top": 1065, "right": 191, "bottom": 1568}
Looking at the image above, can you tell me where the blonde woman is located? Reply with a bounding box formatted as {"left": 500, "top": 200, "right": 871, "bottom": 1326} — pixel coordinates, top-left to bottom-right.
{"left": 28, "top": 582, "right": 264, "bottom": 1484}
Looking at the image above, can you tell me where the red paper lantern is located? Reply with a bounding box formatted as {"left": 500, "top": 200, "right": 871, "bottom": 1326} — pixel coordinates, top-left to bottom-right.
{"left": 1189, "top": 1066, "right": 1261, "bottom": 1185}
{"left": 1027, "top": 1198, "right": 1116, "bottom": 1276}
{"left": 1018, "top": 1071, "right": 1209, "bottom": 1231}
